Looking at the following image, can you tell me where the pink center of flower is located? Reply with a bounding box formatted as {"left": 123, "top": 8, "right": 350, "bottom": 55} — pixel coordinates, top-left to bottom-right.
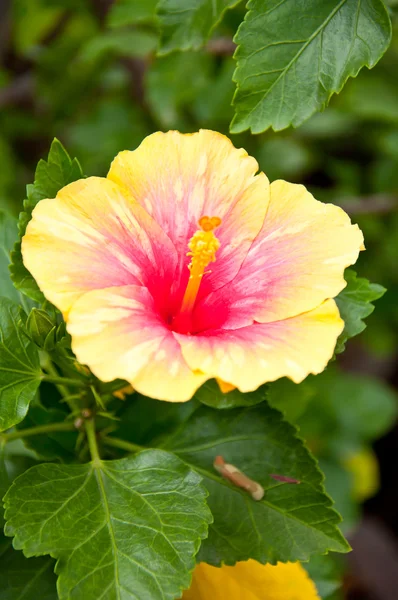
{"left": 171, "top": 216, "right": 221, "bottom": 334}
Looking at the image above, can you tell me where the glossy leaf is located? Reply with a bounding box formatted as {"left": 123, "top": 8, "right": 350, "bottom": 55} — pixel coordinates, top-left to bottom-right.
{"left": 115, "top": 397, "right": 350, "bottom": 565}
{"left": 4, "top": 450, "right": 212, "bottom": 600}
{"left": 0, "top": 297, "right": 41, "bottom": 432}
{"left": 335, "top": 269, "right": 386, "bottom": 352}
{"left": 10, "top": 139, "right": 83, "bottom": 302}
{"left": 231, "top": 0, "right": 392, "bottom": 133}
{"left": 157, "top": 0, "right": 240, "bottom": 53}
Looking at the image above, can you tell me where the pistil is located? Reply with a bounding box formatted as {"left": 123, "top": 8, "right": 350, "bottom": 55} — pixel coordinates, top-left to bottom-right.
{"left": 172, "top": 216, "right": 221, "bottom": 333}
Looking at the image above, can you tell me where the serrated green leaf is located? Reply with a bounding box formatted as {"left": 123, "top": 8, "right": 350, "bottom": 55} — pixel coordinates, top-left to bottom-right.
{"left": 107, "top": 0, "right": 158, "bottom": 27}
{"left": 9, "top": 139, "right": 83, "bottom": 303}
{"left": 4, "top": 450, "right": 212, "bottom": 600}
{"left": 115, "top": 397, "right": 350, "bottom": 565}
{"left": 157, "top": 0, "right": 241, "bottom": 53}
{"left": 231, "top": 0, "right": 392, "bottom": 133}
{"left": 166, "top": 404, "right": 349, "bottom": 563}
{"left": 0, "top": 297, "right": 41, "bottom": 432}
{"left": 195, "top": 379, "right": 268, "bottom": 409}
{"left": 0, "top": 539, "right": 57, "bottom": 600}
{"left": 335, "top": 269, "right": 386, "bottom": 353}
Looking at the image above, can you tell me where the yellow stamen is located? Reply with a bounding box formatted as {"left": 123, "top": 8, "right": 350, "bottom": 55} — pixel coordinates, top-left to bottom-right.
{"left": 179, "top": 216, "right": 221, "bottom": 317}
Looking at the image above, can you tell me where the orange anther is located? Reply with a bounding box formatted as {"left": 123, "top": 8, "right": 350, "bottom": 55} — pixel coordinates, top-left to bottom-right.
{"left": 198, "top": 215, "right": 222, "bottom": 232}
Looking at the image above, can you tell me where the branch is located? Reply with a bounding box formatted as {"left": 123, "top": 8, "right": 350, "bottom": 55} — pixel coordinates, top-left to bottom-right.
{"left": 206, "top": 37, "right": 236, "bottom": 55}
{"left": 0, "top": 73, "right": 34, "bottom": 108}
{"left": 337, "top": 194, "right": 398, "bottom": 216}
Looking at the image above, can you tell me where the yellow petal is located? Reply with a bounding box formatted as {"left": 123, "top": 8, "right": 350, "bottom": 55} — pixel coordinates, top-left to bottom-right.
{"left": 22, "top": 176, "right": 177, "bottom": 316}
{"left": 203, "top": 180, "right": 364, "bottom": 326}
{"left": 182, "top": 561, "right": 320, "bottom": 600}
{"left": 176, "top": 300, "right": 344, "bottom": 392}
{"left": 67, "top": 285, "right": 206, "bottom": 402}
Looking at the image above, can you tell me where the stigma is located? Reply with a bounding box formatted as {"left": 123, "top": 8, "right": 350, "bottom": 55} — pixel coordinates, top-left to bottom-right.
{"left": 173, "top": 216, "right": 221, "bottom": 333}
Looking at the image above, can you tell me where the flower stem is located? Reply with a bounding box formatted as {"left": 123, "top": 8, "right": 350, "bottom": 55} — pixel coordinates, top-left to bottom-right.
{"left": 42, "top": 375, "right": 87, "bottom": 389}
{"left": 85, "top": 419, "right": 101, "bottom": 465}
{"left": 102, "top": 436, "right": 144, "bottom": 454}
{"left": 1, "top": 421, "right": 76, "bottom": 442}
{"left": 42, "top": 360, "right": 71, "bottom": 399}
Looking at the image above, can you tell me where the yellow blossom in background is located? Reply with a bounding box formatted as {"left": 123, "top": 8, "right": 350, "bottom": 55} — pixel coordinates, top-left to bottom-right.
{"left": 182, "top": 560, "right": 320, "bottom": 600}
{"left": 344, "top": 447, "right": 380, "bottom": 502}
{"left": 22, "top": 130, "right": 364, "bottom": 401}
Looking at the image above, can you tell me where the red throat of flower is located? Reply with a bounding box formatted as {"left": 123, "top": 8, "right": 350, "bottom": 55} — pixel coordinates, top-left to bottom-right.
{"left": 172, "top": 216, "right": 221, "bottom": 334}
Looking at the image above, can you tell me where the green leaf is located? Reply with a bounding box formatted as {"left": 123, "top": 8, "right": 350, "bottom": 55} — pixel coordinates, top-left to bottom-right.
{"left": 231, "top": 0, "right": 392, "bottom": 133}
{"left": 157, "top": 0, "right": 241, "bottom": 53}
{"left": 195, "top": 379, "right": 268, "bottom": 409}
{"left": 335, "top": 269, "right": 386, "bottom": 353}
{"left": 0, "top": 439, "right": 37, "bottom": 528}
{"left": 107, "top": 0, "right": 158, "bottom": 27}
{"left": 0, "top": 298, "right": 42, "bottom": 432}
{"left": 0, "top": 211, "right": 22, "bottom": 305}
{"left": 4, "top": 450, "right": 212, "bottom": 600}
{"left": 116, "top": 397, "right": 350, "bottom": 564}
{"left": 0, "top": 539, "right": 57, "bottom": 600}
{"left": 9, "top": 139, "right": 83, "bottom": 303}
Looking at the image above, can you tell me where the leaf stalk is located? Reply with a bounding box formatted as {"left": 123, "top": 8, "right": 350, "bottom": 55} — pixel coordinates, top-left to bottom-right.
{"left": 85, "top": 418, "right": 101, "bottom": 465}
{"left": 102, "top": 436, "right": 144, "bottom": 454}
{"left": 1, "top": 421, "right": 76, "bottom": 442}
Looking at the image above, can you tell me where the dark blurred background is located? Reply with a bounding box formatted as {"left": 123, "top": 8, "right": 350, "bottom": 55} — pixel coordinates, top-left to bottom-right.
{"left": 1, "top": 1, "right": 398, "bottom": 597}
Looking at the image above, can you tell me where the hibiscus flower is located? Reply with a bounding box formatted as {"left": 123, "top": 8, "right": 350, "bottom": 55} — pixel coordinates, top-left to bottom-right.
{"left": 182, "top": 560, "right": 320, "bottom": 599}
{"left": 22, "top": 130, "right": 363, "bottom": 401}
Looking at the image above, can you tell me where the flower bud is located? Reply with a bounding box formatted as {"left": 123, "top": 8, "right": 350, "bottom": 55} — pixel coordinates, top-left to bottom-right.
{"left": 26, "top": 308, "right": 56, "bottom": 348}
